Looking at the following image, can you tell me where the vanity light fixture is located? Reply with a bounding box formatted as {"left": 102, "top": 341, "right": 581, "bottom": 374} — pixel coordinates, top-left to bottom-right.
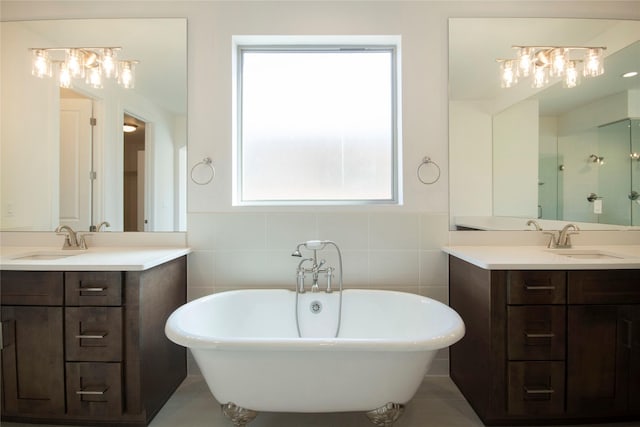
{"left": 123, "top": 123, "right": 138, "bottom": 133}
{"left": 589, "top": 154, "right": 605, "bottom": 165}
{"left": 30, "top": 47, "right": 138, "bottom": 89}
{"left": 498, "top": 45, "right": 606, "bottom": 89}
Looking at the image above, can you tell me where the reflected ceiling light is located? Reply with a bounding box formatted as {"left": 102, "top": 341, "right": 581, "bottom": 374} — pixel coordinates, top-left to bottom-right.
{"left": 123, "top": 123, "right": 138, "bottom": 133}
{"left": 622, "top": 71, "right": 638, "bottom": 78}
{"left": 498, "top": 45, "right": 606, "bottom": 89}
{"left": 29, "top": 47, "right": 138, "bottom": 89}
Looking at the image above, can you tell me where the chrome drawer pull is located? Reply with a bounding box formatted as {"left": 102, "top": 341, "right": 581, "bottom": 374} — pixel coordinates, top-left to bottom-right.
{"left": 524, "top": 387, "right": 554, "bottom": 395}
{"left": 525, "top": 285, "right": 555, "bottom": 291}
{"left": 76, "top": 388, "right": 107, "bottom": 395}
{"left": 77, "top": 287, "right": 106, "bottom": 292}
{"left": 525, "top": 333, "right": 555, "bottom": 338}
{"left": 76, "top": 332, "right": 107, "bottom": 339}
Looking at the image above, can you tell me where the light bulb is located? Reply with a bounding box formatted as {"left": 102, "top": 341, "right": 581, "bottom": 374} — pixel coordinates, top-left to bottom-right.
{"left": 563, "top": 61, "right": 580, "bottom": 88}
{"left": 66, "top": 49, "right": 85, "bottom": 78}
{"left": 118, "top": 61, "right": 136, "bottom": 89}
{"left": 31, "top": 49, "right": 52, "bottom": 78}
{"left": 102, "top": 48, "right": 117, "bottom": 79}
{"left": 550, "top": 48, "right": 567, "bottom": 77}
{"left": 59, "top": 62, "right": 72, "bottom": 88}
{"left": 500, "top": 60, "right": 517, "bottom": 88}
{"left": 583, "top": 47, "right": 604, "bottom": 78}
{"left": 518, "top": 47, "right": 535, "bottom": 77}
{"left": 532, "top": 65, "right": 548, "bottom": 89}
{"left": 87, "top": 65, "right": 103, "bottom": 89}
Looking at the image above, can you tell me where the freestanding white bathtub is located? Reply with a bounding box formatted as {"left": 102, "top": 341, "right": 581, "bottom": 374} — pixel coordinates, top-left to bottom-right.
{"left": 165, "top": 288, "right": 465, "bottom": 426}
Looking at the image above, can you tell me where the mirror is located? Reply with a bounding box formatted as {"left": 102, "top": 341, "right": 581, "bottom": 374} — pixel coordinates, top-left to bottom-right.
{"left": 1, "top": 18, "right": 187, "bottom": 232}
{"left": 449, "top": 18, "right": 640, "bottom": 230}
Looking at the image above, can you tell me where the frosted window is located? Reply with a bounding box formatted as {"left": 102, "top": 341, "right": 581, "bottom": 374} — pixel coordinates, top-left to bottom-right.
{"left": 237, "top": 47, "right": 398, "bottom": 204}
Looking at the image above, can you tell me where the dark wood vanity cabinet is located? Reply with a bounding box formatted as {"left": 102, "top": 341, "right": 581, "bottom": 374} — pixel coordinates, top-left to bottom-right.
{"left": 0, "top": 256, "right": 187, "bottom": 426}
{"left": 449, "top": 256, "right": 640, "bottom": 425}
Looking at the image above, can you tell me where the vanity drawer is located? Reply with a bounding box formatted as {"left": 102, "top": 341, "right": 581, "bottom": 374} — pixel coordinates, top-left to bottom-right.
{"left": 568, "top": 270, "right": 640, "bottom": 304}
{"left": 508, "top": 271, "right": 566, "bottom": 305}
{"left": 66, "top": 362, "right": 122, "bottom": 418}
{"left": 0, "top": 271, "right": 63, "bottom": 306}
{"left": 508, "top": 306, "right": 566, "bottom": 360}
{"left": 508, "top": 361, "right": 565, "bottom": 416}
{"left": 65, "top": 272, "right": 122, "bottom": 306}
{"left": 65, "top": 307, "right": 123, "bottom": 362}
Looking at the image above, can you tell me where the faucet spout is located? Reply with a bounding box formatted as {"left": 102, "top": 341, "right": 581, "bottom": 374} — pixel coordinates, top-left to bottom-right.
{"left": 526, "top": 219, "right": 542, "bottom": 231}
{"left": 557, "top": 223, "right": 580, "bottom": 248}
{"left": 55, "top": 225, "right": 79, "bottom": 249}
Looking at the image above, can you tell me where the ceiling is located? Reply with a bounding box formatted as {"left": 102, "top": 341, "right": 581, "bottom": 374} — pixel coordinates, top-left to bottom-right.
{"left": 20, "top": 18, "right": 186, "bottom": 115}
{"left": 449, "top": 18, "right": 640, "bottom": 115}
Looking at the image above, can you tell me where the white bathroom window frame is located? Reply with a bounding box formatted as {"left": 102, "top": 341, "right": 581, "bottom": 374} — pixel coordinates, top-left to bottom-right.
{"left": 233, "top": 36, "right": 402, "bottom": 206}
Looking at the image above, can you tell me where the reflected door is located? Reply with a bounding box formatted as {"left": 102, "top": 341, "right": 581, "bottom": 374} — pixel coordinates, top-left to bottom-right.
{"left": 59, "top": 98, "right": 92, "bottom": 230}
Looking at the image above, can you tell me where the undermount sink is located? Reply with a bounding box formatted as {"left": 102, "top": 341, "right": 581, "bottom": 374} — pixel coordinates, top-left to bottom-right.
{"left": 545, "top": 249, "right": 628, "bottom": 260}
{"left": 11, "top": 251, "right": 82, "bottom": 261}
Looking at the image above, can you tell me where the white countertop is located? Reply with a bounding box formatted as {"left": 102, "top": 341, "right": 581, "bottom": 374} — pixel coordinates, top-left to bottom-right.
{"left": 442, "top": 245, "right": 640, "bottom": 270}
{"left": 0, "top": 246, "right": 191, "bottom": 271}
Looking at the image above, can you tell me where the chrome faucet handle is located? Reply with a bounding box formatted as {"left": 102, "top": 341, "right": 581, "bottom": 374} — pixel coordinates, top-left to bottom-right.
{"left": 56, "top": 232, "right": 73, "bottom": 248}
{"left": 77, "top": 233, "right": 91, "bottom": 250}
{"left": 543, "top": 231, "right": 558, "bottom": 248}
{"left": 325, "top": 267, "right": 334, "bottom": 293}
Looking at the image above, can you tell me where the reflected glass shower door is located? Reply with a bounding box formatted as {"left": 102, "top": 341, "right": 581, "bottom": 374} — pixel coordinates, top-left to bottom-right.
{"left": 597, "top": 119, "right": 631, "bottom": 226}
{"left": 632, "top": 119, "right": 640, "bottom": 226}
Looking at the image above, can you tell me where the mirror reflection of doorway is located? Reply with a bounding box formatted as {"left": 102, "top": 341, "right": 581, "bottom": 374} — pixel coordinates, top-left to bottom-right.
{"left": 60, "top": 88, "right": 94, "bottom": 231}
{"left": 123, "top": 113, "right": 146, "bottom": 231}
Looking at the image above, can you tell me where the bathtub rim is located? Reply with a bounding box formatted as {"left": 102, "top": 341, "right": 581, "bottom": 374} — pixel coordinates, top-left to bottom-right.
{"left": 165, "top": 288, "right": 465, "bottom": 352}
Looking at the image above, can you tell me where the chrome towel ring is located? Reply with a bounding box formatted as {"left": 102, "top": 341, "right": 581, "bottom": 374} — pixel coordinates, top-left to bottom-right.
{"left": 417, "top": 156, "right": 441, "bottom": 185}
{"left": 190, "top": 157, "right": 215, "bottom": 185}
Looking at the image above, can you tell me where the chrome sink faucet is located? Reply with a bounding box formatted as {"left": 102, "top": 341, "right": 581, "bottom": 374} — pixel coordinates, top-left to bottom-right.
{"left": 55, "top": 225, "right": 88, "bottom": 250}
{"left": 544, "top": 223, "right": 579, "bottom": 249}
{"left": 90, "top": 221, "right": 111, "bottom": 232}
{"left": 557, "top": 223, "right": 579, "bottom": 248}
{"left": 526, "top": 219, "right": 542, "bottom": 231}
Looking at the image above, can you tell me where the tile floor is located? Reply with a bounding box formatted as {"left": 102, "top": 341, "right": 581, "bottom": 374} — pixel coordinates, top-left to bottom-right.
{"left": 3, "top": 375, "right": 640, "bottom": 427}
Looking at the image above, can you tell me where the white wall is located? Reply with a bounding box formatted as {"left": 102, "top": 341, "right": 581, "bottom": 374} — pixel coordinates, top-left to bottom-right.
{"left": 3, "top": 0, "right": 639, "bottom": 376}
{"left": 449, "top": 101, "right": 493, "bottom": 220}
{"left": 493, "top": 99, "right": 539, "bottom": 217}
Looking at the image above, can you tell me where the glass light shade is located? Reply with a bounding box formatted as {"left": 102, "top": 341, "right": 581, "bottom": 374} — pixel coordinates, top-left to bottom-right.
{"left": 517, "top": 47, "right": 535, "bottom": 77}
{"left": 31, "top": 49, "right": 52, "bottom": 78}
{"left": 102, "top": 48, "right": 117, "bottom": 78}
{"left": 66, "top": 49, "right": 85, "bottom": 78}
{"left": 86, "top": 65, "right": 103, "bottom": 89}
{"left": 58, "top": 62, "right": 72, "bottom": 88}
{"left": 118, "top": 61, "right": 136, "bottom": 88}
{"left": 532, "top": 65, "right": 548, "bottom": 88}
{"left": 583, "top": 48, "right": 604, "bottom": 77}
{"left": 563, "top": 61, "right": 580, "bottom": 88}
{"left": 550, "top": 48, "right": 567, "bottom": 77}
{"left": 500, "top": 60, "right": 518, "bottom": 88}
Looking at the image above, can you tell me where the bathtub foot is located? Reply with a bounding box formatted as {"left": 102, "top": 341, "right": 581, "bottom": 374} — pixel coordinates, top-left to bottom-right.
{"left": 366, "top": 402, "right": 405, "bottom": 426}
{"left": 221, "top": 402, "right": 258, "bottom": 426}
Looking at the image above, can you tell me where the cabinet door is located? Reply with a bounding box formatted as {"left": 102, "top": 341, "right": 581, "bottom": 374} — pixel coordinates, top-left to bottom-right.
{"left": 567, "top": 305, "right": 629, "bottom": 416}
{"left": 627, "top": 306, "right": 640, "bottom": 414}
{"left": 1, "top": 306, "right": 65, "bottom": 416}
